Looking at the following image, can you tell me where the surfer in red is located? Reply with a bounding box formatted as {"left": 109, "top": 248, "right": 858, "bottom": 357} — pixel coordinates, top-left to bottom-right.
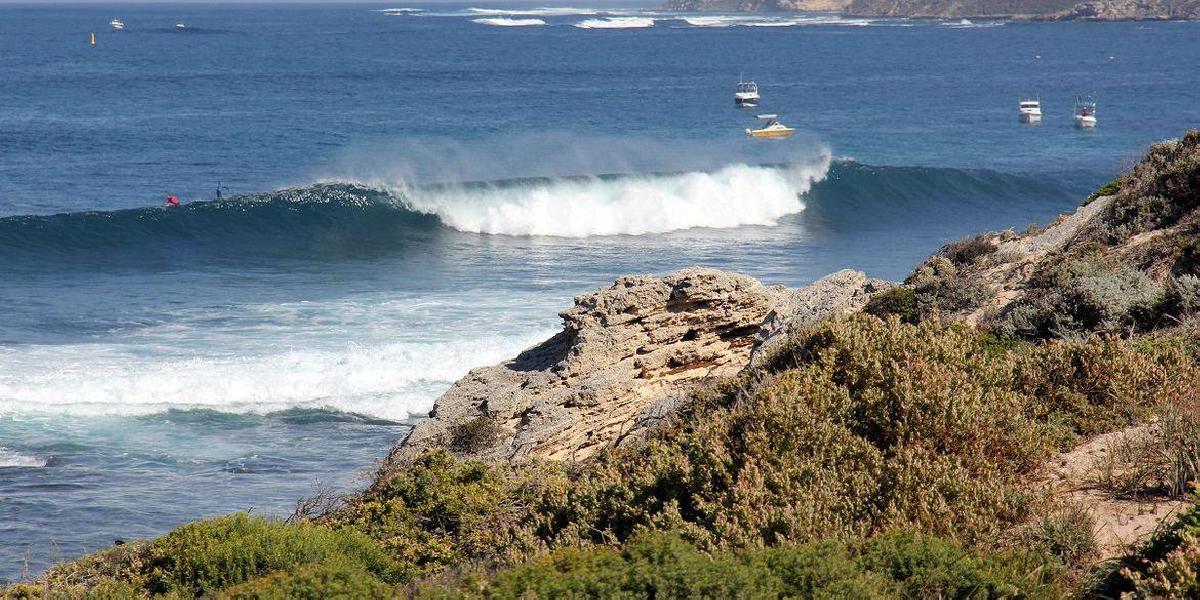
{"left": 164, "top": 195, "right": 180, "bottom": 207}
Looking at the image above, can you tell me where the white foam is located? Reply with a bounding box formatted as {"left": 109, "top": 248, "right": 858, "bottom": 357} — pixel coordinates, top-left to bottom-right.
{"left": 944, "top": 18, "right": 1005, "bottom": 28}
{"left": 473, "top": 17, "right": 546, "bottom": 26}
{"left": 0, "top": 448, "right": 45, "bottom": 468}
{"left": 376, "top": 7, "right": 424, "bottom": 14}
{"left": 467, "top": 6, "right": 600, "bottom": 16}
{"left": 0, "top": 332, "right": 552, "bottom": 421}
{"left": 574, "top": 17, "right": 656, "bottom": 29}
{"left": 396, "top": 157, "right": 830, "bottom": 237}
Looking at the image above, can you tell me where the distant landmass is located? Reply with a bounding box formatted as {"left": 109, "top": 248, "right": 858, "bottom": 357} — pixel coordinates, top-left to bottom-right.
{"left": 662, "top": 0, "right": 1200, "bottom": 19}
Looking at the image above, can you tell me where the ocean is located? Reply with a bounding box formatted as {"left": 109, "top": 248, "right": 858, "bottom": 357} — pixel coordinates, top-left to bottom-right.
{"left": 1, "top": 1, "right": 1197, "bottom": 580}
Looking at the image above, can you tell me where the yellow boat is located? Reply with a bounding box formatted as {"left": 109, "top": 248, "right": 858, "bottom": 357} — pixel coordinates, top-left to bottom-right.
{"left": 746, "top": 114, "right": 794, "bottom": 139}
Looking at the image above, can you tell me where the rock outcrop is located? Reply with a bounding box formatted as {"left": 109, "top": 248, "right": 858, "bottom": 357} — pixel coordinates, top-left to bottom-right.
{"left": 843, "top": 0, "right": 1200, "bottom": 19}
{"left": 661, "top": 0, "right": 1200, "bottom": 19}
{"left": 387, "top": 267, "right": 888, "bottom": 466}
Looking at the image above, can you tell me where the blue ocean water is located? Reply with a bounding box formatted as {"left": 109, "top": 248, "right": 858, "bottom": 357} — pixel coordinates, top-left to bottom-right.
{"left": 2, "top": 1, "right": 1199, "bottom": 581}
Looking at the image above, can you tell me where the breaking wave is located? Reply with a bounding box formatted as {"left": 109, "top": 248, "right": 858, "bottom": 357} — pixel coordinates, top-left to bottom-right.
{"left": 396, "top": 161, "right": 827, "bottom": 236}
{"left": 574, "top": 17, "right": 656, "bottom": 29}
{"left": 0, "top": 332, "right": 552, "bottom": 420}
{"left": 0, "top": 448, "right": 46, "bottom": 468}
{"left": 472, "top": 17, "right": 546, "bottom": 26}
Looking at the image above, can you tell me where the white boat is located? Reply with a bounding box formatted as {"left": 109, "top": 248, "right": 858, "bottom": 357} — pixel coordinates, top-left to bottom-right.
{"left": 1074, "top": 96, "right": 1097, "bottom": 128}
{"left": 109, "top": 18, "right": 125, "bottom": 30}
{"left": 176, "top": 22, "right": 187, "bottom": 31}
{"left": 1018, "top": 98, "right": 1042, "bottom": 124}
{"left": 734, "top": 77, "right": 760, "bottom": 108}
{"left": 746, "top": 114, "right": 794, "bottom": 139}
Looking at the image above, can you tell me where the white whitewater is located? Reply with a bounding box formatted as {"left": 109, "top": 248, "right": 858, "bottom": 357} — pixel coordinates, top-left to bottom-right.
{"left": 398, "top": 158, "right": 830, "bottom": 237}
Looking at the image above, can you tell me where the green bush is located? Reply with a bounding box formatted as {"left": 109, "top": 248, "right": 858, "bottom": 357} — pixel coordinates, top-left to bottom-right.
{"left": 142, "top": 514, "right": 404, "bottom": 596}
{"left": 1084, "top": 177, "right": 1123, "bottom": 205}
{"left": 415, "top": 530, "right": 1067, "bottom": 599}
{"left": 217, "top": 564, "right": 394, "bottom": 600}
{"left": 862, "top": 286, "right": 917, "bottom": 324}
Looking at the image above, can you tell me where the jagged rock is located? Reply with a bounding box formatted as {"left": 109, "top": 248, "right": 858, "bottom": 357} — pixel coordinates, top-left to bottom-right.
{"left": 387, "top": 266, "right": 887, "bottom": 466}
{"left": 750, "top": 269, "right": 893, "bottom": 369}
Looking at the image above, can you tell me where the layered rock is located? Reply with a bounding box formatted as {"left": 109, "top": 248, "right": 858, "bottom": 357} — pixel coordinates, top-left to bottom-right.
{"left": 387, "top": 267, "right": 888, "bottom": 466}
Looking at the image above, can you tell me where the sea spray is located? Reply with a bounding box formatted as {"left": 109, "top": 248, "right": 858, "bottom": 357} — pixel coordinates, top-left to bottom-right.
{"left": 395, "top": 161, "right": 829, "bottom": 237}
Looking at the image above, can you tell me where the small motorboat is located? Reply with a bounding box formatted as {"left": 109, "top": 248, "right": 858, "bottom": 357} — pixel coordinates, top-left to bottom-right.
{"left": 1018, "top": 98, "right": 1042, "bottom": 124}
{"left": 176, "top": 22, "right": 187, "bottom": 31}
{"left": 1074, "top": 96, "right": 1097, "bottom": 128}
{"left": 110, "top": 18, "right": 125, "bottom": 30}
{"left": 746, "top": 114, "right": 794, "bottom": 139}
{"left": 734, "top": 77, "right": 760, "bottom": 108}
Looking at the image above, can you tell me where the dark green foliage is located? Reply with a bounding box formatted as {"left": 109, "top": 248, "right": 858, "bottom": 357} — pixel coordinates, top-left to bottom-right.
{"left": 218, "top": 564, "right": 394, "bottom": 599}
{"left": 416, "top": 531, "right": 1067, "bottom": 599}
{"left": 142, "top": 514, "right": 404, "bottom": 596}
{"left": 1084, "top": 177, "right": 1123, "bottom": 205}
{"left": 862, "top": 286, "right": 917, "bottom": 324}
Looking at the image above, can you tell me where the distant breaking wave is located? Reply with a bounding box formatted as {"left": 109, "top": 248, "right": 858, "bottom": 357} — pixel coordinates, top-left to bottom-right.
{"left": 473, "top": 17, "right": 546, "bottom": 26}
{"left": 0, "top": 448, "right": 46, "bottom": 468}
{"left": 396, "top": 161, "right": 827, "bottom": 236}
{"left": 574, "top": 17, "right": 657, "bottom": 29}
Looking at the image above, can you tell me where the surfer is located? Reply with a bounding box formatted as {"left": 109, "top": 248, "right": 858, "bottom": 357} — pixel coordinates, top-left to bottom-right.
{"left": 215, "top": 181, "right": 224, "bottom": 201}
{"left": 164, "top": 195, "right": 180, "bottom": 207}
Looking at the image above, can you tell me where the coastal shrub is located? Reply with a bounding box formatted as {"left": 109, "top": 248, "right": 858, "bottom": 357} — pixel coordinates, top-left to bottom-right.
{"left": 861, "top": 286, "right": 917, "bottom": 323}
{"left": 939, "top": 234, "right": 997, "bottom": 267}
{"left": 323, "top": 451, "right": 567, "bottom": 579}
{"left": 448, "top": 416, "right": 506, "bottom": 454}
{"left": 217, "top": 564, "right": 393, "bottom": 599}
{"left": 413, "top": 530, "right": 1067, "bottom": 599}
{"left": 1096, "top": 130, "right": 1200, "bottom": 244}
{"left": 1084, "top": 177, "right": 1124, "bottom": 205}
{"left": 994, "top": 267, "right": 1160, "bottom": 339}
{"left": 141, "top": 514, "right": 403, "bottom": 596}
{"left": 904, "top": 256, "right": 991, "bottom": 321}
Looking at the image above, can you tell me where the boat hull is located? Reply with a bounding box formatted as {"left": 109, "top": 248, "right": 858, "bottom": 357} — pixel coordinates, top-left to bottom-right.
{"left": 1075, "top": 116, "right": 1097, "bottom": 128}
{"left": 1019, "top": 112, "right": 1042, "bottom": 124}
{"left": 735, "top": 96, "right": 759, "bottom": 108}
{"left": 747, "top": 128, "right": 794, "bottom": 139}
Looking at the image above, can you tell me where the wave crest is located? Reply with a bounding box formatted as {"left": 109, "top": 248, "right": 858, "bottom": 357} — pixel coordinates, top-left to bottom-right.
{"left": 574, "top": 17, "right": 656, "bottom": 29}
{"left": 396, "top": 159, "right": 829, "bottom": 237}
{"left": 473, "top": 17, "right": 546, "bottom": 26}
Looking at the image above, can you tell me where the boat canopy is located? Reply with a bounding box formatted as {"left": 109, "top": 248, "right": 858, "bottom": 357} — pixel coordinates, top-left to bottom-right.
{"left": 756, "top": 114, "right": 777, "bottom": 119}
